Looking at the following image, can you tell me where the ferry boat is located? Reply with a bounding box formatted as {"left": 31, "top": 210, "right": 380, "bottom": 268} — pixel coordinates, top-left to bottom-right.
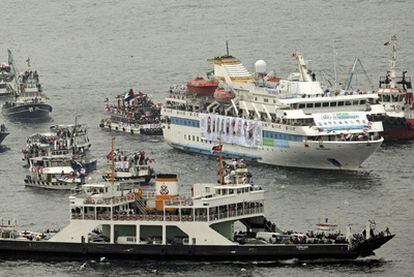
{"left": 100, "top": 89, "right": 163, "bottom": 135}
{"left": 24, "top": 155, "right": 85, "bottom": 190}
{"left": 375, "top": 35, "right": 414, "bottom": 140}
{"left": 0, "top": 124, "right": 9, "bottom": 145}
{"left": 162, "top": 52, "right": 385, "bottom": 170}
{"left": 22, "top": 123, "right": 94, "bottom": 169}
{"left": 0, "top": 151, "right": 394, "bottom": 261}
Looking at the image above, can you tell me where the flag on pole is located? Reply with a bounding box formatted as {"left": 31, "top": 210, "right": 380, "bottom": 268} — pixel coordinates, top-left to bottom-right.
{"left": 124, "top": 88, "right": 135, "bottom": 101}
{"left": 7, "top": 49, "right": 14, "bottom": 65}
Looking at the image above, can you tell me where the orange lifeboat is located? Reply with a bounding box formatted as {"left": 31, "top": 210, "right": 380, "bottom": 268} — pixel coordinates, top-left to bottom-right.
{"left": 213, "top": 87, "right": 234, "bottom": 103}
{"left": 186, "top": 76, "right": 218, "bottom": 96}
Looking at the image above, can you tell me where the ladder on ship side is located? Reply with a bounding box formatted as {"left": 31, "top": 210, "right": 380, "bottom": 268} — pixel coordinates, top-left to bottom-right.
{"left": 135, "top": 198, "right": 147, "bottom": 215}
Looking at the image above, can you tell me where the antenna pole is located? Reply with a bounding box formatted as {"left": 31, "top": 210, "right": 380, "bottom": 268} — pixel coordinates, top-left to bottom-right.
{"left": 333, "top": 40, "right": 338, "bottom": 85}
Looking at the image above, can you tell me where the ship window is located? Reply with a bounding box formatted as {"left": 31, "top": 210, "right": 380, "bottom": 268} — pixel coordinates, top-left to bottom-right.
{"left": 264, "top": 98, "right": 268, "bottom": 103}
{"left": 330, "top": 102, "right": 337, "bottom": 107}
{"left": 299, "top": 103, "right": 305, "bottom": 108}
{"left": 353, "top": 100, "right": 359, "bottom": 105}
{"left": 273, "top": 100, "right": 276, "bottom": 103}
{"left": 229, "top": 189, "right": 234, "bottom": 194}
{"left": 192, "top": 136, "right": 195, "bottom": 141}
{"left": 255, "top": 97, "right": 258, "bottom": 101}
{"left": 206, "top": 187, "right": 210, "bottom": 193}
{"left": 360, "top": 100, "right": 366, "bottom": 105}
{"left": 197, "top": 136, "right": 199, "bottom": 142}
{"left": 306, "top": 103, "right": 313, "bottom": 108}
{"left": 338, "top": 101, "right": 344, "bottom": 106}
{"left": 315, "top": 103, "right": 321, "bottom": 108}
{"left": 345, "top": 100, "right": 352, "bottom": 106}
{"left": 184, "top": 135, "right": 187, "bottom": 140}
{"left": 322, "top": 102, "right": 329, "bottom": 107}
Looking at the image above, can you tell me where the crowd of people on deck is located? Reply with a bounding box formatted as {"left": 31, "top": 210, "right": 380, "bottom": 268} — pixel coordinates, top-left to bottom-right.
{"left": 19, "top": 70, "right": 39, "bottom": 84}
{"left": 104, "top": 89, "right": 161, "bottom": 126}
{"left": 106, "top": 149, "right": 153, "bottom": 172}
{"left": 221, "top": 159, "right": 252, "bottom": 184}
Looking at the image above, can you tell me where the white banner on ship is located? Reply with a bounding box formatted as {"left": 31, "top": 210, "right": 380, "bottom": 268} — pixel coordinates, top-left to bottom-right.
{"left": 199, "top": 114, "right": 262, "bottom": 148}
{"left": 313, "top": 112, "right": 369, "bottom": 131}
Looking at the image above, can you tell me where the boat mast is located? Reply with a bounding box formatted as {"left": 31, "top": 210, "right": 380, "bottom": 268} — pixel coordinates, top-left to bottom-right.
{"left": 333, "top": 40, "right": 338, "bottom": 86}
{"left": 111, "top": 135, "right": 115, "bottom": 186}
{"left": 388, "top": 35, "right": 397, "bottom": 89}
{"left": 225, "top": 40, "right": 230, "bottom": 57}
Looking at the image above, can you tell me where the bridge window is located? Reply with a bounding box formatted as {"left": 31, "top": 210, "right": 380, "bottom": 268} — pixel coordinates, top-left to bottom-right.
{"left": 306, "top": 103, "right": 314, "bottom": 108}
{"left": 345, "top": 100, "right": 352, "bottom": 106}
{"left": 299, "top": 103, "right": 305, "bottom": 108}
{"left": 330, "top": 102, "right": 337, "bottom": 107}
{"left": 338, "top": 101, "right": 344, "bottom": 106}
{"left": 322, "top": 102, "right": 329, "bottom": 107}
{"left": 315, "top": 103, "right": 321, "bottom": 108}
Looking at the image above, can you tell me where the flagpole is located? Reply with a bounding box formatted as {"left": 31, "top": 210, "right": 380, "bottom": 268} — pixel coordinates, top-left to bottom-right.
{"left": 218, "top": 139, "right": 223, "bottom": 185}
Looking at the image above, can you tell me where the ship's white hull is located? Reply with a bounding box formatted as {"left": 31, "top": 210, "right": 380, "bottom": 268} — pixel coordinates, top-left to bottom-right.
{"left": 24, "top": 179, "right": 80, "bottom": 190}
{"left": 163, "top": 123, "right": 383, "bottom": 171}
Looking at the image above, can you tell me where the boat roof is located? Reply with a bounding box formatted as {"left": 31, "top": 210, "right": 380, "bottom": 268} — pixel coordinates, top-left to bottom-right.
{"left": 30, "top": 155, "right": 72, "bottom": 161}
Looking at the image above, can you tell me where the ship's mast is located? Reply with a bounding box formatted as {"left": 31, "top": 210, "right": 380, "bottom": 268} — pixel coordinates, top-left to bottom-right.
{"left": 293, "top": 52, "right": 312, "bottom": 82}
{"left": 111, "top": 135, "right": 115, "bottom": 187}
{"left": 388, "top": 35, "right": 397, "bottom": 89}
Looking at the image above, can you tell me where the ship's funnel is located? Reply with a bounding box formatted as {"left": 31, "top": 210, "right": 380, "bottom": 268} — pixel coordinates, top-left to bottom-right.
{"left": 155, "top": 174, "right": 178, "bottom": 210}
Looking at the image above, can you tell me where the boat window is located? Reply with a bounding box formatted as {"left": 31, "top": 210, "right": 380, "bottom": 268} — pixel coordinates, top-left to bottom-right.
{"left": 229, "top": 189, "right": 234, "bottom": 194}
{"left": 392, "top": 95, "right": 399, "bottom": 102}
{"left": 184, "top": 135, "right": 187, "bottom": 140}
{"left": 192, "top": 136, "right": 195, "bottom": 141}
{"left": 322, "top": 102, "right": 329, "bottom": 107}
{"left": 205, "top": 187, "right": 210, "bottom": 193}
{"left": 196, "top": 136, "right": 199, "bottom": 142}
{"left": 353, "top": 100, "right": 359, "bottom": 105}
{"left": 330, "top": 102, "right": 337, "bottom": 107}
{"left": 383, "top": 95, "right": 390, "bottom": 102}
{"left": 264, "top": 98, "right": 269, "bottom": 103}
{"left": 254, "top": 97, "right": 258, "bottom": 101}
{"left": 299, "top": 103, "right": 305, "bottom": 109}
{"left": 306, "top": 103, "right": 314, "bottom": 108}
{"left": 338, "top": 101, "right": 344, "bottom": 106}
{"left": 399, "top": 94, "right": 405, "bottom": 101}
{"left": 360, "top": 100, "right": 366, "bottom": 105}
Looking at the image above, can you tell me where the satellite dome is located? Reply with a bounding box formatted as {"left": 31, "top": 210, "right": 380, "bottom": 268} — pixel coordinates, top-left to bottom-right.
{"left": 255, "top": 60, "right": 267, "bottom": 74}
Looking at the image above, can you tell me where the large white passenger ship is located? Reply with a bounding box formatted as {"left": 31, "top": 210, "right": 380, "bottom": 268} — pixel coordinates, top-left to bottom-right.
{"left": 162, "top": 53, "right": 386, "bottom": 170}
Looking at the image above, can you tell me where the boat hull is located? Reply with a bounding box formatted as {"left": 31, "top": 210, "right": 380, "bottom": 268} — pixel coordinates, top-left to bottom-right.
{"left": 163, "top": 121, "right": 383, "bottom": 171}
{"left": 0, "top": 234, "right": 394, "bottom": 261}
{"left": 24, "top": 179, "right": 80, "bottom": 190}
{"left": 2, "top": 103, "right": 52, "bottom": 120}
{"left": 0, "top": 132, "right": 9, "bottom": 145}
{"left": 100, "top": 122, "right": 163, "bottom": 136}
{"left": 380, "top": 115, "right": 414, "bottom": 141}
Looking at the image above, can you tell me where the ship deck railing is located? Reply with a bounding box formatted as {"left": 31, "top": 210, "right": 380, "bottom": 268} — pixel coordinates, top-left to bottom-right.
{"left": 71, "top": 206, "right": 264, "bottom": 222}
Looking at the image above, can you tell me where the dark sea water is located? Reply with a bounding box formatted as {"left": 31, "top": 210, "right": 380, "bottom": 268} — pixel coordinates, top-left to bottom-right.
{"left": 0, "top": 0, "right": 413, "bottom": 276}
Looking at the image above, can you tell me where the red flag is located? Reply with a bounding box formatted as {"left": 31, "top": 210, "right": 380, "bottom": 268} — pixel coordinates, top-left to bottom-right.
{"left": 212, "top": 145, "right": 222, "bottom": 151}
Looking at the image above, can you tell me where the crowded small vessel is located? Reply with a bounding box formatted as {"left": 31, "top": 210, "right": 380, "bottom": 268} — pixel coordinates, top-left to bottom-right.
{"left": 1, "top": 51, "right": 52, "bottom": 120}
{"left": 100, "top": 89, "right": 163, "bottom": 135}
{"left": 0, "top": 147, "right": 394, "bottom": 260}
{"left": 375, "top": 35, "right": 414, "bottom": 140}
{"left": 102, "top": 148, "right": 155, "bottom": 184}
{"left": 22, "top": 123, "right": 95, "bottom": 167}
